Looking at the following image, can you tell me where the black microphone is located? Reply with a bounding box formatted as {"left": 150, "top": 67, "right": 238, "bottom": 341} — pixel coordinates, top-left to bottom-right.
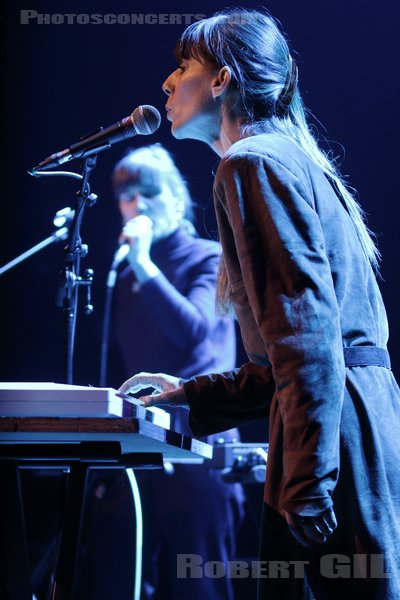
{"left": 32, "top": 105, "right": 161, "bottom": 172}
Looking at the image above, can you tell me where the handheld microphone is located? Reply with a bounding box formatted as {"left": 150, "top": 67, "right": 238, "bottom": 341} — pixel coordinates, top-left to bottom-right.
{"left": 112, "top": 243, "right": 130, "bottom": 267}
{"left": 32, "top": 105, "right": 161, "bottom": 172}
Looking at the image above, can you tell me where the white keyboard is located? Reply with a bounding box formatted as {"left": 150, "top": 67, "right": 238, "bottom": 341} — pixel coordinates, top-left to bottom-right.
{"left": 0, "top": 382, "right": 170, "bottom": 428}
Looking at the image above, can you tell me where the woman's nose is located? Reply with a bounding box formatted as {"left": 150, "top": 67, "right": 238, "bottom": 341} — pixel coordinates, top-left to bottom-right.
{"left": 162, "top": 72, "right": 174, "bottom": 96}
{"left": 119, "top": 194, "right": 139, "bottom": 219}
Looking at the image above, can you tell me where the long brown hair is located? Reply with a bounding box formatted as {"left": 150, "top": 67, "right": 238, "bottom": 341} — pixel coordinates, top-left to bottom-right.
{"left": 177, "top": 9, "right": 380, "bottom": 309}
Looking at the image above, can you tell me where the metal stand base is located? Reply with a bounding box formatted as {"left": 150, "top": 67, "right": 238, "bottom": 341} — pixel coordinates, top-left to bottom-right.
{"left": 0, "top": 442, "right": 163, "bottom": 600}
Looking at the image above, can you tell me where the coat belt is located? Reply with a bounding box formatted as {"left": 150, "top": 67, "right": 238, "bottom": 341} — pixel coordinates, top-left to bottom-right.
{"left": 343, "top": 346, "right": 391, "bottom": 369}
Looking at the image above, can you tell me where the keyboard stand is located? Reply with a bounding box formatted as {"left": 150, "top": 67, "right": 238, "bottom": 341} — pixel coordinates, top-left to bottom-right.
{"left": 0, "top": 415, "right": 212, "bottom": 600}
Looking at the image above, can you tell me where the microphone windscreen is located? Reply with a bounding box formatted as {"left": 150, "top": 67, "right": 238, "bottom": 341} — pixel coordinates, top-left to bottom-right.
{"left": 131, "top": 105, "right": 161, "bottom": 135}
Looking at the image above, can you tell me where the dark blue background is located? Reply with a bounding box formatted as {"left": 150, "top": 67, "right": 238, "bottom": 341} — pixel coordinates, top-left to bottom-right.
{"left": 2, "top": 0, "right": 399, "bottom": 391}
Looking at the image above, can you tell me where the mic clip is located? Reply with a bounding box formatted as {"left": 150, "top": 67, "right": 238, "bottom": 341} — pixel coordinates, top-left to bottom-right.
{"left": 33, "top": 141, "right": 111, "bottom": 172}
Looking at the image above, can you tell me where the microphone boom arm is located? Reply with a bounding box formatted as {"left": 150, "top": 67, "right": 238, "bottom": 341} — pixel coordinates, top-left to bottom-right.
{"left": 0, "top": 227, "right": 69, "bottom": 277}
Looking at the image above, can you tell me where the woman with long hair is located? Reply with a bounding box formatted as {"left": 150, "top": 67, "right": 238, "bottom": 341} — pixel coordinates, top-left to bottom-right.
{"left": 120, "top": 9, "right": 400, "bottom": 599}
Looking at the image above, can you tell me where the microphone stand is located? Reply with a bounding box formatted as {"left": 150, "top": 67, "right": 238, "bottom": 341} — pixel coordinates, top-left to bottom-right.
{"left": 56, "top": 155, "right": 98, "bottom": 384}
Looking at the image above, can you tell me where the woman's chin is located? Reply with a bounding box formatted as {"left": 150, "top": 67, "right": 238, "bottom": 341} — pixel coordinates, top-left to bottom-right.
{"left": 170, "top": 122, "right": 186, "bottom": 140}
{"left": 171, "top": 122, "right": 209, "bottom": 145}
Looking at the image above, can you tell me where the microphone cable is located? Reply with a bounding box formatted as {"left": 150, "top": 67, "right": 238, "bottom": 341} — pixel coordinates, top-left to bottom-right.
{"left": 99, "top": 245, "right": 129, "bottom": 387}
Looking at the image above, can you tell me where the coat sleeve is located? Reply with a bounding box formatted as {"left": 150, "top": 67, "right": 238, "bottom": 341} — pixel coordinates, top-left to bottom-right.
{"left": 188, "top": 150, "right": 346, "bottom": 513}
{"left": 185, "top": 361, "right": 275, "bottom": 436}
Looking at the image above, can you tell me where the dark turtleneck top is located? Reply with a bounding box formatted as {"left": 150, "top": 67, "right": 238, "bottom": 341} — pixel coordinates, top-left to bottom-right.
{"left": 114, "top": 225, "right": 238, "bottom": 439}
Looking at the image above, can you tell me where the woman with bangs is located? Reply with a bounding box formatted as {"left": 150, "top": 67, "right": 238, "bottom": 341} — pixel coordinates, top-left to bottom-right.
{"left": 120, "top": 9, "right": 400, "bottom": 599}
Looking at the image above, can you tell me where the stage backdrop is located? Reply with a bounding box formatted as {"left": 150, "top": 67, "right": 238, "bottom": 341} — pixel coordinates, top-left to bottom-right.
{"left": 2, "top": 0, "right": 399, "bottom": 400}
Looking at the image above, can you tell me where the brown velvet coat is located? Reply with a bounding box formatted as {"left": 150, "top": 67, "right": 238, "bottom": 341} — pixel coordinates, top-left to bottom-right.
{"left": 184, "top": 134, "right": 400, "bottom": 581}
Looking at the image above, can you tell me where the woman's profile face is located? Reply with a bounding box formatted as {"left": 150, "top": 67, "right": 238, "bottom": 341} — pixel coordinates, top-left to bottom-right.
{"left": 162, "top": 57, "right": 220, "bottom": 144}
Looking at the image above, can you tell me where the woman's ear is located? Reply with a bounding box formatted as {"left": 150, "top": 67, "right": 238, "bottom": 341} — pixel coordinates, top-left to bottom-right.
{"left": 212, "top": 66, "right": 232, "bottom": 99}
